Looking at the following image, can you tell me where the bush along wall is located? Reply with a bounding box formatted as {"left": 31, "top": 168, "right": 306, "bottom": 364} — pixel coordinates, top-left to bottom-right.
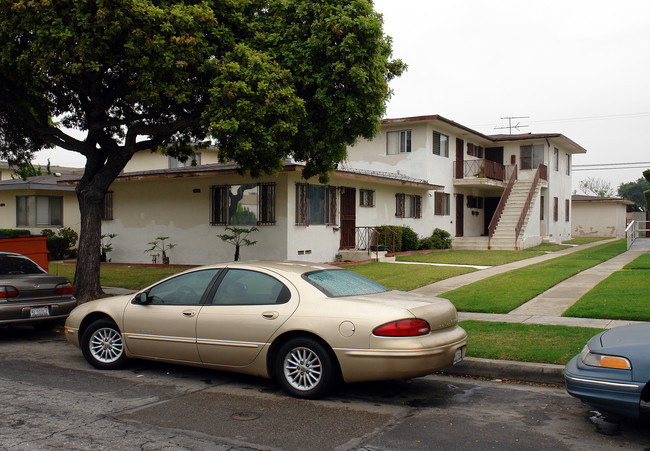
{"left": 0, "top": 229, "right": 31, "bottom": 238}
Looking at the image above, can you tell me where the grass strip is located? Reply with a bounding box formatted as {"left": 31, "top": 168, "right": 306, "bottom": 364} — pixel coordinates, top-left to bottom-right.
{"left": 397, "top": 249, "right": 544, "bottom": 266}
{"left": 345, "top": 262, "right": 475, "bottom": 291}
{"left": 624, "top": 252, "right": 650, "bottom": 269}
{"left": 50, "top": 262, "right": 189, "bottom": 291}
{"left": 526, "top": 243, "right": 570, "bottom": 252}
{"left": 563, "top": 269, "right": 650, "bottom": 321}
{"left": 460, "top": 320, "right": 604, "bottom": 365}
{"left": 562, "top": 237, "right": 608, "bottom": 245}
{"left": 442, "top": 239, "right": 627, "bottom": 313}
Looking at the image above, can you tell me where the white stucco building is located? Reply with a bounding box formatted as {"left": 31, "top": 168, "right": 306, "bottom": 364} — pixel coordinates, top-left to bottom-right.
{"left": 0, "top": 114, "right": 587, "bottom": 264}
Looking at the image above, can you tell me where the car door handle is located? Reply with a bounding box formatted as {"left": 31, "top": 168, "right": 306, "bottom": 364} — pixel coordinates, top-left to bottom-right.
{"left": 262, "top": 311, "right": 279, "bottom": 320}
{"left": 182, "top": 310, "right": 196, "bottom": 317}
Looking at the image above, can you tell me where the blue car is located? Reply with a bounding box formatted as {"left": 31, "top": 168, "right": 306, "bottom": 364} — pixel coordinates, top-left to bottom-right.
{"left": 564, "top": 323, "right": 650, "bottom": 418}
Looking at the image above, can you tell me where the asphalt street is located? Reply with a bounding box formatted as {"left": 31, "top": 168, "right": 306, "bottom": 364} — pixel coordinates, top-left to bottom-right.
{"left": 0, "top": 326, "right": 648, "bottom": 450}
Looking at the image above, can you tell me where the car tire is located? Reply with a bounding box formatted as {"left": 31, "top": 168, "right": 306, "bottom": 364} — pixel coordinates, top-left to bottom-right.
{"left": 81, "top": 319, "right": 128, "bottom": 370}
{"left": 275, "top": 337, "right": 336, "bottom": 399}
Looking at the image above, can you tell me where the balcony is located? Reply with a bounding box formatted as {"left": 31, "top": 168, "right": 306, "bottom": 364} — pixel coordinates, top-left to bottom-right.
{"left": 453, "top": 159, "right": 516, "bottom": 191}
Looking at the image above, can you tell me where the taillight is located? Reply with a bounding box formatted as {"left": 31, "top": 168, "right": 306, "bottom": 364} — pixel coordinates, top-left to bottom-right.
{"left": 55, "top": 282, "right": 74, "bottom": 295}
{"left": 0, "top": 286, "right": 19, "bottom": 298}
{"left": 373, "top": 319, "right": 431, "bottom": 337}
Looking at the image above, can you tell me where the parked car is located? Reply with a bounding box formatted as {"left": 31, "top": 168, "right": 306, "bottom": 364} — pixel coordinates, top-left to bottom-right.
{"left": 65, "top": 261, "right": 467, "bottom": 398}
{"left": 564, "top": 323, "right": 650, "bottom": 418}
{"left": 0, "top": 251, "right": 76, "bottom": 330}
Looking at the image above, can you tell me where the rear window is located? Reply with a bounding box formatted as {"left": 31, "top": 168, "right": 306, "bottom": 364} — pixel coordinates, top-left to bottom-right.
{"left": 303, "top": 269, "right": 388, "bottom": 297}
{"left": 0, "top": 254, "right": 46, "bottom": 275}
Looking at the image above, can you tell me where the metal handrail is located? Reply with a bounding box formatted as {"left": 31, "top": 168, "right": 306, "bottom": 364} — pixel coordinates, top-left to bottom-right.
{"left": 488, "top": 165, "right": 518, "bottom": 240}
{"left": 515, "top": 164, "right": 543, "bottom": 243}
{"left": 454, "top": 159, "right": 507, "bottom": 181}
{"left": 626, "top": 220, "right": 650, "bottom": 249}
{"left": 354, "top": 226, "right": 396, "bottom": 259}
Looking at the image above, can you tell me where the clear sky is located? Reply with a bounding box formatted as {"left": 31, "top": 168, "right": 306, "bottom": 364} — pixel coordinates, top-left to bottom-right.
{"left": 34, "top": 0, "right": 650, "bottom": 192}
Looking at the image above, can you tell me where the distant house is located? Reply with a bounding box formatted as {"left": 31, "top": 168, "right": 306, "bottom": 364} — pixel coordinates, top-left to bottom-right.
{"left": 571, "top": 195, "right": 633, "bottom": 238}
{"left": 0, "top": 174, "right": 80, "bottom": 234}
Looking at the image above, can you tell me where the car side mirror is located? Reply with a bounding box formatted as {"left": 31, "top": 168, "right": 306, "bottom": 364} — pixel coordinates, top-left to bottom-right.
{"left": 133, "top": 292, "right": 149, "bottom": 304}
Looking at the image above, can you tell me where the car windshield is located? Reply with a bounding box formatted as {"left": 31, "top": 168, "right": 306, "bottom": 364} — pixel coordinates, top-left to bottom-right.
{"left": 303, "top": 269, "right": 388, "bottom": 297}
{"left": 0, "top": 254, "right": 46, "bottom": 275}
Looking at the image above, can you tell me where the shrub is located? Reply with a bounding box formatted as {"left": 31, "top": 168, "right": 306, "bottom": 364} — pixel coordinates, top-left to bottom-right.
{"left": 418, "top": 228, "right": 453, "bottom": 250}
{"left": 46, "top": 236, "right": 69, "bottom": 260}
{"left": 0, "top": 229, "right": 31, "bottom": 237}
{"left": 42, "top": 227, "right": 79, "bottom": 259}
{"left": 401, "top": 227, "right": 419, "bottom": 251}
{"left": 375, "top": 225, "right": 420, "bottom": 252}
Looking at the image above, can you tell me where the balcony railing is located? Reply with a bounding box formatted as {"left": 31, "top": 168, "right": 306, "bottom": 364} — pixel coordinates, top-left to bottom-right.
{"left": 453, "top": 159, "right": 514, "bottom": 182}
{"left": 353, "top": 226, "right": 397, "bottom": 257}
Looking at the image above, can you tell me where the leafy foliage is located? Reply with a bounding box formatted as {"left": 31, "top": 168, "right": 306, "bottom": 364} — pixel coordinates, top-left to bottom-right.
{"left": 418, "top": 228, "right": 452, "bottom": 250}
{"left": 0, "top": 0, "right": 404, "bottom": 300}
{"left": 41, "top": 227, "right": 78, "bottom": 260}
{"left": 11, "top": 159, "right": 51, "bottom": 181}
{"left": 617, "top": 177, "right": 650, "bottom": 212}
{"left": 578, "top": 177, "right": 615, "bottom": 197}
{"left": 217, "top": 226, "right": 258, "bottom": 261}
{"left": 0, "top": 229, "right": 30, "bottom": 237}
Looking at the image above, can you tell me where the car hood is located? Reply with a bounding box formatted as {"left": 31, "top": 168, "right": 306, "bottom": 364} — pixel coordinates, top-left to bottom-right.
{"left": 337, "top": 291, "right": 459, "bottom": 331}
{"left": 597, "top": 323, "right": 650, "bottom": 355}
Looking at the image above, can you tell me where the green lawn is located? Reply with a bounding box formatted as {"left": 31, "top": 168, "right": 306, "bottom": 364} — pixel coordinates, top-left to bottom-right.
{"left": 345, "top": 262, "right": 476, "bottom": 291}
{"left": 460, "top": 320, "right": 603, "bottom": 365}
{"left": 442, "top": 239, "right": 627, "bottom": 313}
{"left": 562, "top": 237, "right": 608, "bottom": 245}
{"left": 624, "top": 253, "right": 650, "bottom": 269}
{"left": 563, "top": 254, "right": 650, "bottom": 321}
{"left": 526, "top": 243, "right": 570, "bottom": 252}
{"left": 397, "top": 249, "right": 545, "bottom": 266}
{"left": 50, "top": 262, "right": 190, "bottom": 291}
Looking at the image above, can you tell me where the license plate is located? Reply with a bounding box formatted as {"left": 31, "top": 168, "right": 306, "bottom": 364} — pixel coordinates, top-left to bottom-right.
{"left": 30, "top": 306, "right": 50, "bottom": 318}
{"left": 453, "top": 347, "right": 463, "bottom": 365}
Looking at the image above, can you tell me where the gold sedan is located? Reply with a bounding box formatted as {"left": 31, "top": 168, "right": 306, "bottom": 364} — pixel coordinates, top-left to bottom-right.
{"left": 65, "top": 261, "right": 467, "bottom": 398}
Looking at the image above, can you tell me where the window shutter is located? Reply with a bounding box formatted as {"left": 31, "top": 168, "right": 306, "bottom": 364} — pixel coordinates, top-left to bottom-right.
{"left": 326, "top": 186, "right": 338, "bottom": 226}
{"left": 565, "top": 199, "right": 570, "bottom": 222}
{"left": 210, "top": 185, "right": 228, "bottom": 225}
{"left": 433, "top": 132, "right": 440, "bottom": 155}
{"left": 553, "top": 197, "right": 559, "bottom": 222}
{"left": 415, "top": 196, "right": 422, "bottom": 218}
{"left": 395, "top": 193, "right": 405, "bottom": 218}
{"left": 295, "top": 183, "right": 309, "bottom": 226}
{"left": 258, "top": 183, "right": 276, "bottom": 225}
{"left": 434, "top": 192, "right": 443, "bottom": 215}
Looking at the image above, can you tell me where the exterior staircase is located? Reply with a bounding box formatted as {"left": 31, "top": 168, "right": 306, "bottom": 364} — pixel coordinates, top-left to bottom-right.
{"left": 489, "top": 178, "right": 540, "bottom": 250}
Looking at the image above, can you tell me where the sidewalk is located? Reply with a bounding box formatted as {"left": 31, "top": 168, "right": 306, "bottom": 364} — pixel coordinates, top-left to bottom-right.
{"left": 411, "top": 239, "right": 649, "bottom": 384}
{"left": 410, "top": 238, "right": 647, "bottom": 329}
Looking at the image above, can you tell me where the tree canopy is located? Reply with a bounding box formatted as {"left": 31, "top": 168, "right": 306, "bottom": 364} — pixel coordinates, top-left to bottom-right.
{"left": 0, "top": 0, "right": 405, "bottom": 301}
{"left": 577, "top": 177, "right": 615, "bottom": 198}
{"left": 618, "top": 177, "right": 650, "bottom": 212}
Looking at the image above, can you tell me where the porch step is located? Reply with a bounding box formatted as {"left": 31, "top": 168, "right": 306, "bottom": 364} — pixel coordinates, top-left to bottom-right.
{"left": 338, "top": 249, "right": 387, "bottom": 262}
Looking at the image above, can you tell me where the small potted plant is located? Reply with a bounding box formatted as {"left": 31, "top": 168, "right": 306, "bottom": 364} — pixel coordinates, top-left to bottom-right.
{"left": 145, "top": 236, "right": 176, "bottom": 264}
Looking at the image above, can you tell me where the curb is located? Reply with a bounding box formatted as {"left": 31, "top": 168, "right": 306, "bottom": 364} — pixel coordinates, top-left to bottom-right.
{"left": 437, "top": 357, "right": 566, "bottom": 386}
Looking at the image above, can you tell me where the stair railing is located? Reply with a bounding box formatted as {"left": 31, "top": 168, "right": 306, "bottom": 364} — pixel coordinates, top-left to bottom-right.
{"left": 514, "top": 164, "right": 544, "bottom": 245}
{"left": 488, "top": 165, "right": 517, "bottom": 247}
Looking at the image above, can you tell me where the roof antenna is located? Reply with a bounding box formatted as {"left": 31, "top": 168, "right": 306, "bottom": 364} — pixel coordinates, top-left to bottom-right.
{"left": 494, "top": 116, "right": 529, "bottom": 134}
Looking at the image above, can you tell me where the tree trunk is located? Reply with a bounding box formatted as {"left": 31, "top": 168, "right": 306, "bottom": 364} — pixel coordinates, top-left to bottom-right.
{"left": 234, "top": 244, "right": 240, "bottom": 261}
{"left": 74, "top": 184, "right": 105, "bottom": 303}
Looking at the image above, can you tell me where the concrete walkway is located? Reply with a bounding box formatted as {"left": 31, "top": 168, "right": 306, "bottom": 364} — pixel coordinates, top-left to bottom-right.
{"left": 409, "top": 238, "right": 649, "bottom": 329}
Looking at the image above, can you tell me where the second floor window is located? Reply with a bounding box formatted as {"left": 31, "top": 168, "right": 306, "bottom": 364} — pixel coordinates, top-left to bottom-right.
{"left": 520, "top": 144, "right": 544, "bottom": 170}
{"left": 553, "top": 148, "right": 559, "bottom": 171}
{"left": 433, "top": 131, "right": 449, "bottom": 157}
{"left": 386, "top": 130, "right": 411, "bottom": 155}
{"left": 102, "top": 191, "right": 114, "bottom": 221}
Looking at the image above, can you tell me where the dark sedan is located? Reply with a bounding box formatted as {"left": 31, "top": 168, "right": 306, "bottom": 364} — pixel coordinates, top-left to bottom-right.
{"left": 0, "top": 252, "right": 76, "bottom": 330}
{"left": 564, "top": 323, "right": 650, "bottom": 418}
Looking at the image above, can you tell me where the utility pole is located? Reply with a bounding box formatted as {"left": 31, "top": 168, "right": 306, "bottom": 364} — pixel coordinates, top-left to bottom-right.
{"left": 494, "top": 116, "right": 529, "bottom": 134}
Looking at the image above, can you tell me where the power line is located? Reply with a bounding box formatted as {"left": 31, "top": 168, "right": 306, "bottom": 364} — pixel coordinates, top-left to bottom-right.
{"left": 573, "top": 161, "right": 650, "bottom": 168}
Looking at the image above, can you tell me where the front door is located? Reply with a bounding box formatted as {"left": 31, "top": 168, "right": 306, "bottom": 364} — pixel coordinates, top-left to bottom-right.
{"left": 455, "top": 138, "right": 464, "bottom": 179}
{"left": 340, "top": 187, "right": 356, "bottom": 249}
{"left": 456, "top": 194, "right": 464, "bottom": 237}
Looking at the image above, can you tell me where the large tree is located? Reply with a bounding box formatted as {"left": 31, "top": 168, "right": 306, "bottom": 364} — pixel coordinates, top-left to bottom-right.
{"left": 618, "top": 176, "right": 650, "bottom": 212}
{"left": 0, "top": 0, "right": 404, "bottom": 301}
{"left": 577, "top": 177, "right": 615, "bottom": 198}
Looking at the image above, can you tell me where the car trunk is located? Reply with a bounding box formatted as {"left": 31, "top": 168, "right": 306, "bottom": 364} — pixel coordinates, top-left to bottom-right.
{"left": 4, "top": 274, "right": 70, "bottom": 302}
